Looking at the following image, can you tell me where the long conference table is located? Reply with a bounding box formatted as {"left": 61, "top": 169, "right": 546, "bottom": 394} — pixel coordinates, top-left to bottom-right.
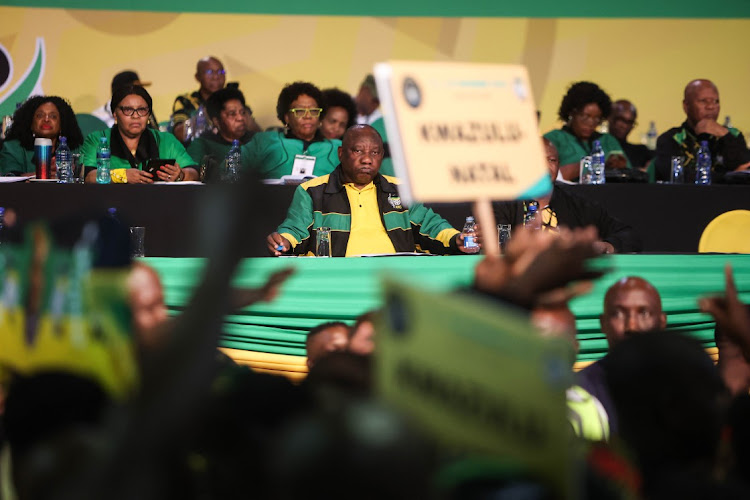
{"left": 0, "top": 182, "right": 748, "bottom": 375}
{"left": 0, "top": 182, "right": 748, "bottom": 255}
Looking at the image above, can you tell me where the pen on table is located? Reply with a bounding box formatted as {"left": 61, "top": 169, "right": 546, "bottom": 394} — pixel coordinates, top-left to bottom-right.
{"left": 275, "top": 244, "right": 285, "bottom": 252}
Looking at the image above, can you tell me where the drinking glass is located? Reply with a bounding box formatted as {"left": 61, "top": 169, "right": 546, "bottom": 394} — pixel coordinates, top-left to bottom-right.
{"left": 316, "top": 227, "right": 331, "bottom": 257}
{"left": 670, "top": 156, "right": 685, "bottom": 184}
{"left": 498, "top": 224, "right": 511, "bottom": 254}
{"left": 129, "top": 227, "right": 145, "bottom": 258}
{"left": 579, "top": 156, "right": 593, "bottom": 184}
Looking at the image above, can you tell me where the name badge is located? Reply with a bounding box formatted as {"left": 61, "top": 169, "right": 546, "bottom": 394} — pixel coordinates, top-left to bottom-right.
{"left": 292, "top": 155, "right": 316, "bottom": 177}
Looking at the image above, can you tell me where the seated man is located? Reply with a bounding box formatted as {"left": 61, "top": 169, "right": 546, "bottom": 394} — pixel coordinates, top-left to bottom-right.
{"left": 655, "top": 79, "right": 750, "bottom": 182}
{"left": 305, "top": 321, "right": 350, "bottom": 369}
{"left": 532, "top": 303, "right": 610, "bottom": 442}
{"left": 607, "top": 99, "right": 654, "bottom": 169}
{"left": 171, "top": 56, "right": 261, "bottom": 144}
{"left": 354, "top": 75, "right": 394, "bottom": 176}
{"left": 494, "top": 138, "right": 641, "bottom": 254}
{"left": 266, "top": 125, "right": 477, "bottom": 257}
{"left": 577, "top": 276, "right": 667, "bottom": 433}
{"left": 186, "top": 87, "right": 256, "bottom": 165}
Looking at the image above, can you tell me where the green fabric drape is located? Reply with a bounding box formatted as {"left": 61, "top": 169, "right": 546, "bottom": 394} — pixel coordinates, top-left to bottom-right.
{"left": 145, "top": 255, "right": 750, "bottom": 362}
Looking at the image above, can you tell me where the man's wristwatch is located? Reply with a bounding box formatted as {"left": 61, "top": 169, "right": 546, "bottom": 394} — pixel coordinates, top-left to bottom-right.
{"left": 176, "top": 169, "right": 185, "bottom": 182}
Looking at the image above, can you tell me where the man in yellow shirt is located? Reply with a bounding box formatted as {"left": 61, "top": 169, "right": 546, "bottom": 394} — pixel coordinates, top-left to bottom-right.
{"left": 266, "top": 125, "right": 477, "bottom": 257}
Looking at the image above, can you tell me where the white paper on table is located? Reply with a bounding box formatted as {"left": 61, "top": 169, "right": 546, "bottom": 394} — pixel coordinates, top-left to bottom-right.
{"left": 0, "top": 176, "right": 32, "bottom": 183}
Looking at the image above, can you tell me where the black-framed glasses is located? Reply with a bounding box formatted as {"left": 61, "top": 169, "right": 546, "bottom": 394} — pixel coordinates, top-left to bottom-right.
{"left": 289, "top": 107, "right": 322, "bottom": 118}
{"left": 203, "top": 69, "right": 226, "bottom": 76}
{"left": 118, "top": 106, "right": 150, "bottom": 117}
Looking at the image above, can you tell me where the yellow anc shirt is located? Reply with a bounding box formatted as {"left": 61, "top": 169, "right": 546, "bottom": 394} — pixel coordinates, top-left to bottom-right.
{"left": 343, "top": 182, "right": 396, "bottom": 256}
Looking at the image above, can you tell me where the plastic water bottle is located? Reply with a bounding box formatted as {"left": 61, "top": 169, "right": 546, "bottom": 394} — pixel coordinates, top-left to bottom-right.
{"left": 523, "top": 202, "right": 542, "bottom": 230}
{"left": 461, "top": 216, "right": 480, "bottom": 253}
{"left": 96, "top": 136, "right": 111, "bottom": 184}
{"left": 695, "top": 140, "right": 712, "bottom": 185}
{"left": 56, "top": 136, "right": 72, "bottom": 183}
{"left": 646, "top": 121, "right": 658, "bottom": 150}
{"left": 591, "top": 140, "right": 606, "bottom": 185}
{"left": 723, "top": 116, "right": 733, "bottom": 129}
{"left": 224, "top": 139, "right": 240, "bottom": 183}
{"left": 193, "top": 105, "right": 208, "bottom": 139}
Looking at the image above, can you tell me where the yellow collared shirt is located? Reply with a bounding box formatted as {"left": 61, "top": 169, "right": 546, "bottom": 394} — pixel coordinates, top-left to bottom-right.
{"left": 344, "top": 182, "right": 396, "bottom": 256}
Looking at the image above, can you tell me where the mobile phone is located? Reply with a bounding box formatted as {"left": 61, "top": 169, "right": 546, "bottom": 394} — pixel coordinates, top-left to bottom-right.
{"left": 144, "top": 158, "right": 175, "bottom": 177}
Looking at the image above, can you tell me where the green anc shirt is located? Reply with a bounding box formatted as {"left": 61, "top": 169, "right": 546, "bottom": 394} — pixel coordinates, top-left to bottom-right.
{"left": 240, "top": 130, "right": 341, "bottom": 179}
{"left": 544, "top": 128, "right": 631, "bottom": 171}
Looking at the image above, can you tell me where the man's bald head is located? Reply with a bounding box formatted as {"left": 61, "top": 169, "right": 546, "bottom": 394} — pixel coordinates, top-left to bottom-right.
{"left": 683, "top": 79, "right": 720, "bottom": 127}
{"left": 531, "top": 303, "right": 579, "bottom": 357}
{"left": 600, "top": 277, "right": 667, "bottom": 349}
{"left": 128, "top": 262, "right": 169, "bottom": 350}
{"left": 195, "top": 56, "right": 225, "bottom": 96}
{"left": 613, "top": 99, "right": 636, "bottom": 115}
{"left": 684, "top": 79, "right": 717, "bottom": 100}
{"left": 341, "top": 124, "right": 383, "bottom": 149}
{"left": 608, "top": 100, "right": 638, "bottom": 142}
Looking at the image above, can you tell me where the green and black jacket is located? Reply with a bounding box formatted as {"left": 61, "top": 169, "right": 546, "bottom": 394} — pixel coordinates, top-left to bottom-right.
{"left": 654, "top": 121, "right": 750, "bottom": 182}
{"left": 278, "top": 165, "right": 460, "bottom": 257}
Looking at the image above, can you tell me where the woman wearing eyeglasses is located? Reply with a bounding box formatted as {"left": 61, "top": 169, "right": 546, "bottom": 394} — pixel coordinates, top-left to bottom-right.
{"left": 0, "top": 95, "right": 84, "bottom": 176}
{"left": 241, "top": 81, "right": 341, "bottom": 180}
{"left": 544, "top": 81, "right": 630, "bottom": 181}
{"left": 81, "top": 85, "right": 198, "bottom": 183}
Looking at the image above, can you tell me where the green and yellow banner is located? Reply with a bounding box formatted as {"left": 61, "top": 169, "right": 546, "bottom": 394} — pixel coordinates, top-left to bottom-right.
{"left": 1, "top": 5, "right": 749, "bottom": 139}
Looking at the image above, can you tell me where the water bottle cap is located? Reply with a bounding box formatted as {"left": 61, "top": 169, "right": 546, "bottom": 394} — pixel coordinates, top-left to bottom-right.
{"left": 593, "top": 139, "right": 601, "bottom": 147}
{"left": 466, "top": 216, "right": 475, "bottom": 222}
{"left": 59, "top": 136, "right": 67, "bottom": 143}
{"left": 100, "top": 136, "right": 108, "bottom": 143}
{"left": 108, "top": 207, "right": 117, "bottom": 216}
{"left": 700, "top": 140, "right": 709, "bottom": 147}
{"left": 232, "top": 139, "right": 240, "bottom": 146}
{"left": 528, "top": 203, "right": 538, "bottom": 213}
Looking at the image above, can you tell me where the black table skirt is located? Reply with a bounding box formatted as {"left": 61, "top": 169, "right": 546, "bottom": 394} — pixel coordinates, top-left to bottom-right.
{"left": 0, "top": 182, "right": 746, "bottom": 256}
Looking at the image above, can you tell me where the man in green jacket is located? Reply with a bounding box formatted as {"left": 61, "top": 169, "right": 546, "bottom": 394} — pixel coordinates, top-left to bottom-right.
{"left": 266, "top": 125, "right": 480, "bottom": 257}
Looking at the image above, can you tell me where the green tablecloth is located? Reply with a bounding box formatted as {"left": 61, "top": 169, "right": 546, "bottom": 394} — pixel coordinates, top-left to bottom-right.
{"left": 145, "top": 255, "right": 750, "bottom": 362}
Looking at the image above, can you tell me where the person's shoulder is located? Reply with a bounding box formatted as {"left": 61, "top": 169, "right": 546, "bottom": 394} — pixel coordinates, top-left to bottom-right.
{"left": 657, "top": 124, "right": 684, "bottom": 141}
{"left": 83, "top": 128, "right": 110, "bottom": 144}
{"left": 0, "top": 139, "right": 25, "bottom": 151}
{"left": 301, "top": 174, "right": 331, "bottom": 191}
{"left": 254, "top": 129, "right": 283, "bottom": 144}
{"left": 380, "top": 174, "right": 401, "bottom": 185}
{"left": 240, "top": 130, "right": 256, "bottom": 145}
{"left": 155, "top": 129, "right": 181, "bottom": 144}
{"left": 543, "top": 128, "right": 567, "bottom": 140}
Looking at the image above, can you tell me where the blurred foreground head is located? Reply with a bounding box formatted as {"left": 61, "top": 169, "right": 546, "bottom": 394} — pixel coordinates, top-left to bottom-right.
{"left": 348, "top": 311, "right": 377, "bottom": 356}
{"left": 306, "top": 322, "right": 349, "bottom": 369}
{"left": 127, "top": 262, "right": 169, "bottom": 352}
{"left": 605, "top": 331, "right": 727, "bottom": 496}
{"left": 270, "top": 399, "right": 434, "bottom": 499}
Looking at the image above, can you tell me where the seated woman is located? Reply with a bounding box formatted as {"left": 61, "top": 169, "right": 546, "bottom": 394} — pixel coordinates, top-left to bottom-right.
{"left": 186, "top": 87, "right": 256, "bottom": 164}
{"left": 544, "top": 81, "right": 629, "bottom": 181}
{"left": 0, "top": 96, "right": 84, "bottom": 176}
{"left": 240, "top": 82, "right": 340, "bottom": 180}
{"left": 320, "top": 88, "right": 357, "bottom": 141}
{"left": 81, "top": 85, "right": 198, "bottom": 184}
